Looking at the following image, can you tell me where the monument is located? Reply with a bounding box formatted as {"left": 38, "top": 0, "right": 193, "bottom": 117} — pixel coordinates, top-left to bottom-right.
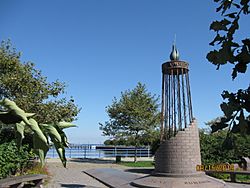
{"left": 84, "top": 44, "right": 234, "bottom": 188}
{"left": 131, "top": 45, "right": 231, "bottom": 188}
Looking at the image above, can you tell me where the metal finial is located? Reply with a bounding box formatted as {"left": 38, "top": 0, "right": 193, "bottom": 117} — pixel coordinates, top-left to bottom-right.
{"left": 169, "top": 36, "right": 180, "bottom": 61}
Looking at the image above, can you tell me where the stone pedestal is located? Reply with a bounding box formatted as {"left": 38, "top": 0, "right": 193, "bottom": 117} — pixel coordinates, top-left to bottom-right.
{"left": 155, "top": 120, "right": 201, "bottom": 175}
{"left": 131, "top": 174, "right": 230, "bottom": 188}
{"left": 131, "top": 120, "right": 232, "bottom": 188}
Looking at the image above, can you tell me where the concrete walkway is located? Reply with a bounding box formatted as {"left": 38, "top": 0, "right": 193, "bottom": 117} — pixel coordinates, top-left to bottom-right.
{"left": 45, "top": 158, "right": 250, "bottom": 188}
{"left": 45, "top": 158, "right": 128, "bottom": 188}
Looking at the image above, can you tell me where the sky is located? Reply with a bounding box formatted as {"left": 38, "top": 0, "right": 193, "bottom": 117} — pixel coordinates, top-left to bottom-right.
{"left": 0, "top": 1, "right": 249, "bottom": 144}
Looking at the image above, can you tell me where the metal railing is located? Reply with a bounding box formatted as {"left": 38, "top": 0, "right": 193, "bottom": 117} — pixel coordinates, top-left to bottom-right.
{"left": 46, "top": 144, "right": 152, "bottom": 159}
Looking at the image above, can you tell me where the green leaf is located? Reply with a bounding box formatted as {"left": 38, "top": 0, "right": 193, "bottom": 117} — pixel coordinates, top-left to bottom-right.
{"left": 221, "top": 90, "right": 231, "bottom": 99}
{"left": 210, "top": 19, "right": 231, "bottom": 31}
{"left": 225, "top": 12, "right": 237, "bottom": 18}
{"left": 220, "top": 102, "right": 233, "bottom": 117}
{"left": 232, "top": 67, "right": 238, "bottom": 79}
{"left": 211, "top": 117, "right": 230, "bottom": 133}
{"left": 28, "top": 118, "right": 48, "bottom": 144}
{"left": 216, "top": 4, "right": 224, "bottom": 12}
{"left": 235, "top": 62, "right": 247, "bottom": 73}
{"left": 28, "top": 118, "right": 49, "bottom": 166}
{"left": 41, "top": 124, "right": 62, "bottom": 143}
{"left": 15, "top": 122, "right": 25, "bottom": 149}
{"left": 207, "top": 50, "right": 220, "bottom": 64}
{"left": 209, "top": 34, "right": 225, "bottom": 46}
{"left": 33, "top": 134, "right": 49, "bottom": 167}
{"left": 242, "top": 38, "right": 250, "bottom": 49}
{"left": 57, "top": 121, "right": 76, "bottom": 129}
{"left": 42, "top": 124, "right": 67, "bottom": 167}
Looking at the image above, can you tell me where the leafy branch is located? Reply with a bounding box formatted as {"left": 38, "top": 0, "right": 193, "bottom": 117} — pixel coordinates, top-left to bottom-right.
{"left": 207, "top": 0, "right": 250, "bottom": 79}
{"left": 211, "top": 86, "right": 250, "bottom": 134}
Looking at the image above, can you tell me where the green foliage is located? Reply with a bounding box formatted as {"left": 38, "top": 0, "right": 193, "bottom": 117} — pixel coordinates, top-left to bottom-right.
{"left": 25, "top": 162, "right": 49, "bottom": 176}
{"left": 104, "top": 129, "right": 160, "bottom": 147}
{"left": 208, "top": 173, "right": 230, "bottom": 181}
{"left": 100, "top": 82, "right": 160, "bottom": 162}
{"left": 40, "top": 122, "right": 76, "bottom": 167}
{"left": 0, "top": 40, "right": 80, "bottom": 124}
{"left": 209, "top": 173, "right": 250, "bottom": 183}
{"left": 207, "top": 0, "right": 250, "bottom": 79}
{"left": 100, "top": 82, "right": 160, "bottom": 146}
{"left": 149, "top": 135, "right": 160, "bottom": 155}
{"left": 0, "top": 141, "right": 33, "bottom": 179}
{"left": 0, "top": 126, "right": 15, "bottom": 144}
{"left": 211, "top": 87, "right": 250, "bottom": 134}
{"left": 200, "top": 129, "right": 250, "bottom": 165}
{"left": 200, "top": 129, "right": 236, "bottom": 165}
{"left": 207, "top": 0, "right": 250, "bottom": 134}
{"left": 0, "top": 40, "right": 80, "bottom": 167}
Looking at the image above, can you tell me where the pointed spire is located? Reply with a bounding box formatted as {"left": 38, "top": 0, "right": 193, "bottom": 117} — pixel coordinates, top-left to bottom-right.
{"left": 169, "top": 35, "right": 180, "bottom": 61}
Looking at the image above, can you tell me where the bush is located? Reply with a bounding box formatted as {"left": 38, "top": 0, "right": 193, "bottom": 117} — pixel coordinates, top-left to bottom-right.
{"left": 0, "top": 141, "right": 33, "bottom": 179}
{"left": 200, "top": 129, "right": 250, "bottom": 165}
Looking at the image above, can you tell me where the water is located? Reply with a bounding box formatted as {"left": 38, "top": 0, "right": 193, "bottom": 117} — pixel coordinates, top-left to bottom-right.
{"left": 46, "top": 144, "right": 152, "bottom": 159}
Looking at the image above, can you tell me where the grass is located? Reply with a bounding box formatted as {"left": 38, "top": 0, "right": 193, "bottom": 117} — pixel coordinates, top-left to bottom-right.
{"left": 25, "top": 162, "right": 50, "bottom": 176}
{"left": 24, "top": 162, "right": 51, "bottom": 185}
{"left": 208, "top": 173, "right": 250, "bottom": 183}
{"left": 118, "top": 161, "right": 154, "bottom": 167}
{"left": 118, "top": 161, "right": 250, "bottom": 183}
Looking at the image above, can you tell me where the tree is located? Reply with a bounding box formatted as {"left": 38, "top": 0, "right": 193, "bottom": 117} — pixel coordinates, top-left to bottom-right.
{"left": 200, "top": 129, "right": 236, "bottom": 165}
{"left": 0, "top": 40, "right": 80, "bottom": 124}
{"left": 0, "top": 40, "right": 80, "bottom": 166}
{"left": 199, "top": 128, "right": 250, "bottom": 165}
{"left": 207, "top": 0, "right": 250, "bottom": 134}
{"left": 99, "top": 82, "right": 160, "bottom": 162}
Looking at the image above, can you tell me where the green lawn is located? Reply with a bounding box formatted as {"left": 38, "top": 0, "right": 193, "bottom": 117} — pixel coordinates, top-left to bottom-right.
{"left": 208, "top": 173, "right": 250, "bottom": 183}
{"left": 118, "top": 161, "right": 154, "bottom": 167}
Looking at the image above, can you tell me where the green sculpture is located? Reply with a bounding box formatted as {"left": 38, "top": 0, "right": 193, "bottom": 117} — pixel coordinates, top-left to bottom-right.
{"left": 0, "top": 98, "right": 76, "bottom": 167}
{"left": 0, "top": 98, "right": 35, "bottom": 124}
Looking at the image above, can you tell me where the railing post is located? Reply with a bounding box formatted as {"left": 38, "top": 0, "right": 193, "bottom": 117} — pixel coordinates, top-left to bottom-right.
{"left": 52, "top": 146, "right": 54, "bottom": 158}
{"left": 84, "top": 145, "right": 87, "bottom": 159}
{"left": 230, "top": 173, "right": 236, "bottom": 182}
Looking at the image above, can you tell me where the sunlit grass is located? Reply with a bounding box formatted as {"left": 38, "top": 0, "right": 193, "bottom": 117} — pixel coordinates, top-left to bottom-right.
{"left": 118, "top": 161, "right": 154, "bottom": 167}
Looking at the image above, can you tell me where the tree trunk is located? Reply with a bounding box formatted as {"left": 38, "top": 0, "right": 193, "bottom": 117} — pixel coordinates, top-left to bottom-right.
{"left": 134, "top": 145, "right": 137, "bottom": 163}
{"left": 134, "top": 132, "right": 138, "bottom": 163}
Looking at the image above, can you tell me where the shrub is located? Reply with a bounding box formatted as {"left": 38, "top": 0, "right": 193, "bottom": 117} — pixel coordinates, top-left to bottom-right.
{"left": 0, "top": 141, "right": 33, "bottom": 179}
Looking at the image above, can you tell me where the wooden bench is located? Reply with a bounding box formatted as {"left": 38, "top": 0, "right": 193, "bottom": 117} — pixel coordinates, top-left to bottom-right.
{"left": 0, "top": 174, "right": 47, "bottom": 188}
{"left": 205, "top": 170, "right": 250, "bottom": 183}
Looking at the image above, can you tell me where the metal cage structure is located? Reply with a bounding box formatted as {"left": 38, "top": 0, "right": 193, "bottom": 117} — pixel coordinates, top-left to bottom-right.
{"left": 160, "top": 45, "right": 193, "bottom": 140}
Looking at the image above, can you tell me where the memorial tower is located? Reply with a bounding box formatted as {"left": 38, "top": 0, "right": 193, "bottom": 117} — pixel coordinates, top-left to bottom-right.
{"left": 154, "top": 44, "right": 201, "bottom": 175}
{"left": 131, "top": 44, "right": 230, "bottom": 188}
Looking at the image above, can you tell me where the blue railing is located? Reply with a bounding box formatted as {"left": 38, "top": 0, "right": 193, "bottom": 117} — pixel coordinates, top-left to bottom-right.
{"left": 46, "top": 144, "right": 152, "bottom": 159}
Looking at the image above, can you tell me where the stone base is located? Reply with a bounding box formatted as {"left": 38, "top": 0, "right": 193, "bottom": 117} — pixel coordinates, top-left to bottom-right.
{"left": 155, "top": 120, "right": 202, "bottom": 175}
{"left": 131, "top": 174, "right": 232, "bottom": 188}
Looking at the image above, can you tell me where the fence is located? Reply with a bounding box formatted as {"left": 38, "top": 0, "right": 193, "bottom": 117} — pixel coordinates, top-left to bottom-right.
{"left": 46, "top": 144, "right": 152, "bottom": 159}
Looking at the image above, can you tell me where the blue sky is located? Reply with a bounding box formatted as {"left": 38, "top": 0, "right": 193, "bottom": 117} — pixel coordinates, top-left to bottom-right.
{"left": 0, "top": 1, "right": 249, "bottom": 143}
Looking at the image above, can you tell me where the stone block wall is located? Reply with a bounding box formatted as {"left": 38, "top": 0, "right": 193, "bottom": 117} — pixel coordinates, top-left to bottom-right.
{"left": 154, "top": 119, "right": 201, "bottom": 175}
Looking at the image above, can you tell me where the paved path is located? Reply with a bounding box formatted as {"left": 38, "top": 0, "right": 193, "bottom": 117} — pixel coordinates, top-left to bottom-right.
{"left": 45, "top": 158, "right": 250, "bottom": 188}
{"left": 45, "top": 158, "right": 128, "bottom": 188}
